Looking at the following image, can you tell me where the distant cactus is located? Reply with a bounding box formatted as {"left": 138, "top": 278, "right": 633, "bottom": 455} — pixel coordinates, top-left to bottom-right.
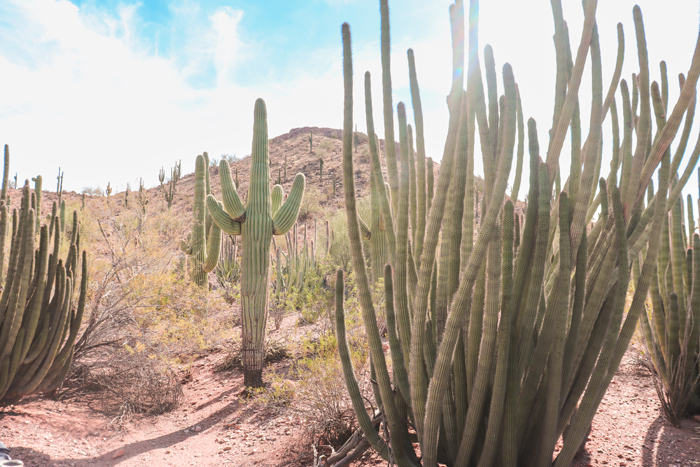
{"left": 137, "top": 178, "right": 149, "bottom": 214}
{"left": 182, "top": 155, "right": 220, "bottom": 288}
{"left": 159, "top": 161, "right": 181, "bottom": 209}
{"left": 1, "top": 145, "right": 9, "bottom": 202}
{"left": 309, "top": 129, "right": 313, "bottom": 153}
{"left": 31, "top": 175, "right": 42, "bottom": 229}
{"left": 56, "top": 167, "right": 63, "bottom": 205}
{"left": 319, "top": 158, "right": 324, "bottom": 181}
{"left": 207, "top": 98, "right": 305, "bottom": 387}
{"left": 105, "top": 182, "right": 112, "bottom": 198}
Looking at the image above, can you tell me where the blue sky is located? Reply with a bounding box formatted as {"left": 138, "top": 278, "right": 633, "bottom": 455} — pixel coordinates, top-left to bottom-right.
{"left": 0, "top": 0, "right": 699, "bottom": 197}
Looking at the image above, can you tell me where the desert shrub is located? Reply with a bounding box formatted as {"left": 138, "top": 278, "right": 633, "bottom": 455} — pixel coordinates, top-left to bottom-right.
{"left": 298, "top": 185, "right": 323, "bottom": 222}
{"left": 328, "top": 210, "right": 351, "bottom": 270}
{"left": 82, "top": 186, "right": 104, "bottom": 196}
{"left": 72, "top": 347, "right": 183, "bottom": 419}
{"left": 68, "top": 201, "right": 234, "bottom": 413}
{"left": 327, "top": 197, "right": 370, "bottom": 270}
{"left": 292, "top": 328, "right": 372, "bottom": 447}
{"left": 285, "top": 268, "right": 334, "bottom": 326}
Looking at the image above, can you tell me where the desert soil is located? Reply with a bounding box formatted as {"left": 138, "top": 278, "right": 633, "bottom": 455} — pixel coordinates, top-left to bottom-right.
{"left": 1, "top": 341, "right": 699, "bottom": 467}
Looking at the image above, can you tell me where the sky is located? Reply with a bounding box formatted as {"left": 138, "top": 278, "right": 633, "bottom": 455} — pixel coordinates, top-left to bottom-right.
{"left": 0, "top": 0, "right": 699, "bottom": 197}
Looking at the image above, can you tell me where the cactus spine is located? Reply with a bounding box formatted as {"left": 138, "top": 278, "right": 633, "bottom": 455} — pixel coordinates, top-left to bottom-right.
{"left": 207, "top": 99, "right": 305, "bottom": 387}
{"left": 332, "top": 1, "right": 700, "bottom": 466}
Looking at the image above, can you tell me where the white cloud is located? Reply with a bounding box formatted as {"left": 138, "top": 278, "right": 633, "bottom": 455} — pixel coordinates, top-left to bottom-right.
{"left": 0, "top": 0, "right": 698, "bottom": 201}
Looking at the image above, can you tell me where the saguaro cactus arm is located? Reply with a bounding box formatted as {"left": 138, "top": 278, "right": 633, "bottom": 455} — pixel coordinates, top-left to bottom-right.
{"left": 203, "top": 223, "right": 222, "bottom": 273}
{"left": 272, "top": 173, "right": 305, "bottom": 235}
{"left": 206, "top": 196, "right": 242, "bottom": 235}
{"left": 271, "top": 185, "right": 284, "bottom": 217}
{"left": 219, "top": 160, "right": 246, "bottom": 221}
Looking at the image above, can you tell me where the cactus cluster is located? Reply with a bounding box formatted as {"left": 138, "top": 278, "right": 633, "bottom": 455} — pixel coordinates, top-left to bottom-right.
{"left": 207, "top": 99, "right": 305, "bottom": 387}
{"left": 641, "top": 173, "right": 700, "bottom": 425}
{"left": 0, "top": 147, "right": 88, "bottom": 403}
{"left": 277, "top": 222, "right": 316, "bottom": 296}
{"left": 333, "top": 1, "right": 700, "bottom": 466}
{"left": 215, "top": 234, "right": 240, "bottom": 286}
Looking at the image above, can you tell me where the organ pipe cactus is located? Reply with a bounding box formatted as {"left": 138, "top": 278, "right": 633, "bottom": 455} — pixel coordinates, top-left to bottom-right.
{"left": 333, "top": 1, "right": 700, "bottom": 466}
{"left": 182, "top": 155, "right": 221, "bottom": 287}
{"left": 0, "top": 180, "right": 88, "bottom": 403}
{"left": 282, "top": 222, "right": 317, "bottom": 293}
{"left": 641, "top": 192, "right": 700, "bottom": 425}
{"left": 207, "top": 98, "right": 305, "bottom": 387}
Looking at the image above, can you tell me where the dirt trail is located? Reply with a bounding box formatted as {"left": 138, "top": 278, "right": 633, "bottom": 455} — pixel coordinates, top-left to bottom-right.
{"left": 1, "top": 344, "right": 699, "bottom": 466}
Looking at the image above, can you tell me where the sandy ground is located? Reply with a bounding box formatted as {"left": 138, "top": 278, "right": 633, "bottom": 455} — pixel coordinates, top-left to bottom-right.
{"left": 1, "top": 344, "right": 699, "bottom": 467}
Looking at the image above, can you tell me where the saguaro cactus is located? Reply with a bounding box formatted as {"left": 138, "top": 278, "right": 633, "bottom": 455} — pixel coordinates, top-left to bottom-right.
{"left": 207, "top": 98, "right": 305, "bottom": 387}
{"left": 182, "top": 155, "right": 221, "bottom": 287}
{"left": 159, "top": 161, "right": 181, "bottom": 209}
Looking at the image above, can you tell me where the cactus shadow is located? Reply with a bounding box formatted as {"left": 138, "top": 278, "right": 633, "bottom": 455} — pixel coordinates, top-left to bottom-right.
{"left": 4, "top": 446, "right": 52, "bottom": 467}
{"left": 28, "top": 397, "right": 243, "bottom": 467}
{"left": 642, "top": 415, "right": 663, "bottom": 467}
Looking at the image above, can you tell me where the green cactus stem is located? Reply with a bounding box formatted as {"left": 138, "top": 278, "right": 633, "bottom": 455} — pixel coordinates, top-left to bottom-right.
{"left": 56, "top": 167, "right": 63, "bottom": 207}
{"left": 1, "top": 145, "right": 9, "bottom": 203}
{"left": 31, "top": 175, "right": 42, "bottom": 230}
